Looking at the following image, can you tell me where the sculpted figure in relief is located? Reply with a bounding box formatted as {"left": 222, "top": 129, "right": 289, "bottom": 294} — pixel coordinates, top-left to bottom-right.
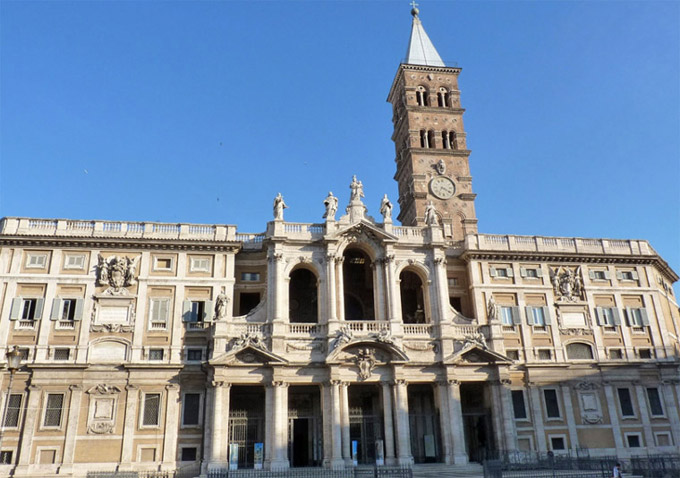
{"left": 349, "top": 175, "right": 364, "bottom": 201}
{"left": 215, "top": 288, "right": 230, "bottom": 320}
{"left": 551, "top": 266, "right": 585, "bottom": 301}
{"left": 379, "top": 194, "right": 393, "bottom": 220}
{"left": 97, "top": 254, "right": 139, "bottom": 293}
{"left": 323, "top": 191, "right": 338, "bottom": 220}
{"left": 424, "top": 201, "right": 439, "bottom": 226}
{"left": 273, "top": 193, "right": 288, "bottom": 220}
{"left": 435, "top": 159, "right": 446, "bottom": 175}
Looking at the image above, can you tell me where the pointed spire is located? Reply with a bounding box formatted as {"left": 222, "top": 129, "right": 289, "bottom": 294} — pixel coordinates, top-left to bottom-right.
{"left": 405, "top": 3, "right": 446, "bottom": 67}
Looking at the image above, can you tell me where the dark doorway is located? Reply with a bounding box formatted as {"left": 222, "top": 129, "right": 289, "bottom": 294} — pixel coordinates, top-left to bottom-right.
{"left": 288, "top": 386, "right": 322, "bottom": 467}
{"left": 289, "top": 268, "right": 318, "bottom": 323}
{"left": 400, "top": 270, "right": 425, "bottom": 323}
{"left": 239, "top": 292, "right": 260, "bottom": 316}
{"left": 343, "top": 249, "right": 375, "bottom": 320}
{"left": 348, "top": 384, "right": 383, "bottom": 465}
{"left": 460, "top": 382, "right": 495, "bottom": 463}
{"left": 229, "top": 386, "right": 265, "bottom": 468}
{"left": 408, "top": 384, "right": 442, "bottom": 463}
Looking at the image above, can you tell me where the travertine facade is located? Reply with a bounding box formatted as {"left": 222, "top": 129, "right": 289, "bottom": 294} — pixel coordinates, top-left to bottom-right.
{"left": 0, "top": 8, "right": 678, "bottom": 478}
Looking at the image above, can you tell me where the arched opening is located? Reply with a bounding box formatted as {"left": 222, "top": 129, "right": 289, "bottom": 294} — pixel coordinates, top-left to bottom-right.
{"left": 289, "top": 268, "right": 318, "bottom": 323}
{"left": 566, "top": 342, "right": 594, "bottom": 360}
{"left": 343, "top": 249, "right": 374, "bottom": 320}
{"left": 419, "top": 130, "right": 428, "bottom": 148}
{"left": 437, "top": 87, "right": 448, "bottom": 107}
{"left": 416, "top": 86, "right": 429, "bottom": 106}
{"left": 400, "top": 270, "right": 426, "bottom": 324}
{"left": 449, "top": 131, "right": 458, "bottom": 149}
{"left": 427, "top": 130, "right": 436, "bottom": 149}
{"left": 441, "top": 131, "right": 450, "bottom": 149}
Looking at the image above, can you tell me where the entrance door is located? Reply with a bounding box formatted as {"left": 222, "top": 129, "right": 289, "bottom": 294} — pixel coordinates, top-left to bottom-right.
{"left": 348, "top": 384, "right": 383, "bottom": 465}
{"left": 229, "top": 386, "right": 265, "bottom": 468}
{"left": 288, "top": 386, "right": 323, "bottom": 467}
{"left": 460, "top": 383, "right": 495, "bottom": 463}
{"left": 408, "top": 384, "right": 442, "bottom": 463}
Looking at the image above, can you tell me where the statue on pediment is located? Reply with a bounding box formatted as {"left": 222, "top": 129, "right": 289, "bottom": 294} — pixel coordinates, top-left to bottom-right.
{"left": 323, "top": 192, "right": 338, "bottom": 220}
{"left": 350, "top": 175, "right": 364, "bottom": 201}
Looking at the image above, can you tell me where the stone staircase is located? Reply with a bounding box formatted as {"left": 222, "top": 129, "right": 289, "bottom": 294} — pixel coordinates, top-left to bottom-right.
{"left": 412, "top": 463, "right": 485, "bottom": 478}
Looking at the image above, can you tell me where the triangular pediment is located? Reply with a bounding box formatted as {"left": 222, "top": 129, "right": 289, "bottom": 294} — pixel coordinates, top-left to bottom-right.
{"left": 444, "top": 344, "right": 512, "bottom": 365}
{"left": 332, "top": 220, "right": 398, "bottom": 243}
{"left": 210, "top": 344, "right": 288, "bottom": 366}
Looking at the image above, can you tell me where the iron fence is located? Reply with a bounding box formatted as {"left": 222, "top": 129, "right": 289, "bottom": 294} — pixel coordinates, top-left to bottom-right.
{"left": 207, "top": 466, "right": 412, "bottom": 478}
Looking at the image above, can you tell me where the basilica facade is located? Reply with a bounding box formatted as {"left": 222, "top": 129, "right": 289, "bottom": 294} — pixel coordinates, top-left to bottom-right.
{"left": 0, "top": 8, "right": 679, "bottom": 478}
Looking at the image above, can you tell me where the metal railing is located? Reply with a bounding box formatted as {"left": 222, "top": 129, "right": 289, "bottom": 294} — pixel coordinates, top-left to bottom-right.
{"left": 208, "top": 466, "right": 412, "bottom": 478}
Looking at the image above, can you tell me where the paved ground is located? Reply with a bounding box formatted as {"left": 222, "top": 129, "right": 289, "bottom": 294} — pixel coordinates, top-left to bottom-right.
{"left": 412, "top": 463, "right": 485, "bottom": 478}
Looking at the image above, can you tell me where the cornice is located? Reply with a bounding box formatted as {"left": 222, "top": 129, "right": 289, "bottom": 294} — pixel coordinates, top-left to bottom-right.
{"left": 0, "top": 236, "right": 241, "bottom": 252}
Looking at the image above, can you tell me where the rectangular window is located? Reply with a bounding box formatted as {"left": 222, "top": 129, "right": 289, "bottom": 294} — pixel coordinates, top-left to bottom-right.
{"left": 609, "top": 349, "right": 623, "bottom": 360}
{"left": 149, "top": 298, "right": 170, "bottom": 329}
{"left": 506, "top": 350, "right": 520, "bottom": 361}
{"left": 53, "top": 348, "right": 70, "bottom": 360}
{"left": 148, "top": 349, "right": 164, "bottom": 361}
{"left": 646, "top": 388, "right": 664, "bottom": 416}
{"left": 241, "top": 272, "right": 260, "bottom": 282}
{"left": 190, "top": 257, "right": 211, "bottom": 272}
{"left": 64, "top": 254, "right": 86, "bottom": 269}
{"left": 592, "top": 270, "right": 607, "bottom": 280}
{"left": 182, "top": 393, "right": 201, "bottom": 426}
{"left": 538, "top": 349, "right": 552, "bottom": 361}
{"left": 154, "top": 257, "right": 173, "bottom": 271}
{"left": 447, "top": 277, "right": 459, "bottom": 287}
{"left": 511, "top": 391, "right": 527, "bottom": 419}
{"left": 60, "top": 299, "right": 77, "bottom": 321}
{"left": 597, "top": 307, "right": 619, "bottom": 326}
{"left": 550, "top": 436, "right": 566, "bottom": 451}
{"left": 43, "top": 394, "right": 64, "bottom": 427}
{"left": 181, "top": 447, "right": 197, "bottom": 461}
{"left": 183, "top": 301, "right": 205, "bottom": 323}
{"left": 500, "top": 306, "right": 514, "bottom": 326}
{"left": 626, "top": 307, "right": 648, "bottom": 327}
{"left": 617, "top": 388, "right": 635, "bottom": 417}
{"left": 543, "top": 389, "right": 561, "bottom": 418}
{"left": 0, "top": 451, "right": 12, "bottom": 464}
{"left": 21, "top": 299, "right": 38, "bottom": 320}
{"left": 26, "top": 253, "right": 47, "bottom": 269}
{"left": 655, "top": 432, "right": 672, "bottom": 447}
{"left": 530, "top": 307, "right": 546, "bottom": 326}
{"left": 3, "top": 394, "right": 22, "bottom": 428}
{"left": 186, "top": 349, "right": 203, "bottom": 361}
{"left": 142, "top": 393, "right": 161, "bottom": 427}
{"left": 638, "top": 349, "right": 652, "bottom": 359}
{"left": 495, "top": 268, "right": 508, "bottom": 278}
{"left": 626, "top": 434, "right": 641, "bottom": 448}
{"left": 619, "top": 271, "right": 636, "bottom": 281}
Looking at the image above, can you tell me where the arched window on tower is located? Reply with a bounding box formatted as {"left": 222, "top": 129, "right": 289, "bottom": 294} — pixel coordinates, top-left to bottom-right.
{"left": 289, "top": 268, "right": 318, "bottom": 323}
{"left": 566, "top": 343, "right": 594, "bottom": 360}
{"left": 416, "top": 86, "right": 429, "bottom": 107}
{"left": 427, "top": 130, "right": 436, "bottom": 149}
{"left": 343, "top": 249, "right": 375, "bottom": 321}
{"left": 420, "top": 130, "right": 428, "bottom": 148}
{"left": 400, "top": 270, "right": 426, "bottom": 324}
{"left": 449, "top": 131, "right": 458, "bottom": 149}
{"left": 442, "top": 131, "right": 450, "bottom": 149}
{"left": 437, "top": 87, "right": 449, "bottom": 107}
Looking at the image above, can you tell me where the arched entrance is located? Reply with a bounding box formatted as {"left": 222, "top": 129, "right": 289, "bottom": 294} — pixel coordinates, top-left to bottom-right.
{"left": 343, "top": 249, "right": 374, "bottom": 320}
{"left": 400, "top": 269, "right": 426, "bottom": 324}
{"left": 289, "top": 268, "right": 318, "bottom": 323}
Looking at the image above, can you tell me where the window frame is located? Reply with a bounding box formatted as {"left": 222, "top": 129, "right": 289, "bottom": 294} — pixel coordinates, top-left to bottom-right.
{"left": 548, "top": 434, "right": 568, "bottom": 452}
{"left": 148, "top": 298, "right": 171, "bottom": 330}
{"left": 25, "top": 253, "right": 47, "bottom": 269}
{"left": 41, "top": 393, "right": 65, "bottom": 430}
{"left": 543, "top": 388, "right": 562, "bottom": 420}
{"left": 153, "top": 256, "right": 174, "bottom": 272}
{"left": 181, "top": 392, "right": 203, "bottom": 428}
{"left": 1, "top": 393, "right": 24, "bottom": 429}
{"left": 63, "top": 253, "right": 86, "bottom": 270}
{"left": 180, "top": 446, "right": 199, "bottom": 462}
{"left": 654, "top": 431, "right": 673, "bottom": 447}
{"left": 625, "top": 432, "right": 643, "bottom": 448}
{"left": 240, "top": 272, "right": 261, "bottom": 282}
{"left": 511, "top": 390, "right": 528, "bottom": 421}
{"left": 617, "top": 387, "right": 636, "bottom": 419}
{"left": 645, "top": 387, "right": 665, "bottom": 417}
{"left": 189, "top": 256, "right": 212, "bottom": 273}
{"left": 185, "top": 348, "right": 204, "bottom": 362}
{"left": 148, "top": 348, "right": 165, "bottom": 361}
{"left": 139, "top": 392, "right": 162, "bottom": 429}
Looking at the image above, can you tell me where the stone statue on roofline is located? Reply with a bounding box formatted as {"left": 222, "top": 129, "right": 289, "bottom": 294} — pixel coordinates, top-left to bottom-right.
{"left": 323, "top": 192, "right": 338, "bottom": 220}
{"left": 349, "top": 175, "right": 364, "bottom": 201}
{"left": 380, "top": 194, "right": 393, "bottom": 221}
{"left": 273, "top": 193, "right": 288, "bottom": 220}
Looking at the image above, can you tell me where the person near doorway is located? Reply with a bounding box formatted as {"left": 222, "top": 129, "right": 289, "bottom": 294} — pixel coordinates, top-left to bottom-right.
{"left": 612, "top": 462, "right": 622, "bottom": 478}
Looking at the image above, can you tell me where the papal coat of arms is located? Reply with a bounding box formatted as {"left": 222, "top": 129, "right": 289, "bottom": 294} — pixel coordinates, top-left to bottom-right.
{"left": 97, "top": 254, "right": 139, "bottom": 294}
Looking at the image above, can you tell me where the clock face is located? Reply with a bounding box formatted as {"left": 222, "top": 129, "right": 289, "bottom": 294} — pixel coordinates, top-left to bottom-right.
{"left": 430, "top": 176, "right": 456, "bottom": 199}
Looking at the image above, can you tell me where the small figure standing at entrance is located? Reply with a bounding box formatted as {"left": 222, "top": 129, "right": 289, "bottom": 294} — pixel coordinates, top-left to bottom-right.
{"left": 379, "top": 194, "right": 392, "bottom": 220}
{"left": 323, "top": 192, "right": 338, "bottom": 220}
{"left": 612, "top": 463, "right": 622, "bottom": 478}
{"left": 349, "top": 175, "right": 364, "bottom": 201}
{"left": 273, "top": 193, "right": 288, "bottom": 220}
{"left": 424, "top": 201, "right": 439, "bottom": 226}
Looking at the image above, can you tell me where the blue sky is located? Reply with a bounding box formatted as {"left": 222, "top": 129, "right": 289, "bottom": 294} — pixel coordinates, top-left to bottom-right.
{"left": 1, "top": 1, "right": 678, "bottom": 278}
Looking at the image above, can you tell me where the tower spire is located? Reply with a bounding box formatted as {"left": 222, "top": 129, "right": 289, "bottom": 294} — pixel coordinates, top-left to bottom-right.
{"left": 405, "top": 4, "right": 445, "bottom": 67}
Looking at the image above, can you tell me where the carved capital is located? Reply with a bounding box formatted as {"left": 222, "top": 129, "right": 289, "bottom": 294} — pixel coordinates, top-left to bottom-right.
{"left": 499, "top": 379, "right": 511, "bottom": 386}
{"left": 272, "top": 380, "right": 289, "bottom": 388}
{"left": 165, "top": 383, "right": 180, "bottom": 391}
{"left": 433, "top": 257, "right": 446, "bottom": 266}
{"left": 125, "top": 384, "right": 137, "bottom": 391}
{"left": 447, "top": 379, "right": 460, "bottom": 386}
{"left": 329, "top": 379, "right": 343, "bottom": 387}
{"left": 393, "top": 379, "right": 407, "bottom": 386}
{"left": 211, "top": 380, "right": 225, "bottom": 388}
{"left": 69, "top": 384, "right": 82, "bottom": 392}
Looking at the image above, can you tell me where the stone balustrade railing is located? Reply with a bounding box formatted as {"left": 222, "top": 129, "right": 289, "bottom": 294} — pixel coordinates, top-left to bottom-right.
{"left": 466, "top": 234, "right": 655, "bottom": 256}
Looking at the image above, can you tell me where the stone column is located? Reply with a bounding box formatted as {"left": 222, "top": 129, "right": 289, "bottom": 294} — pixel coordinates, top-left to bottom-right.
{"left": 336, "top": 257, "right": 345, "bottom": 320}
{"left": 603, "top": 384, "right": 625, "bottom": 451}
{"left": 327, "top": 253, "right": 337, "bottom": 322}
{"left": 120, "top": 384, "right": 138, "bottom": 468}
{"left": 16, "top": 385, "right": 40, "bottom": 469}
{"left": 393, "top": 380, "right": 413, "bottom": 465}
{"left": 381, "top": 381, "right": 396, "bottom": 465}
{"left": 340, "top": 382, "right": 351, "bottom": 465}
{"left": 436, "top": 381, "right": 453, "bottom": 464}
{"left": 529, "top": 386, "right": 547, "bottom": 452}
{"left": 264, "top": 384, "right": 274, "bottom": 467}
{"left": 446, "top": 380, "right": 468, "bottom": 464}
{"left": 373, "top": 261, "right": 386, "bottom": 321}
{"left": 273, "top": 252, "right": 285, "bottom": 322}
{"left": 385, "top": 256, "right": 401, "bottom": 323}
{"left": 162, "top": 384, "right": 180, "bottom": 467}
{"left": 560, "top": 384, "right": 579, "bottom": 451}
{"left": 329, "top": 380, "right": 344, "bottom": 469}
{"left": 495, "top": 380, "right": 517, "bottom": 451}
{"left": 668, "top": 381, "right": 680, "bottom": 448}
{"left": 209, "top": 382, "right": 227, "bottom": 464}
{"left": 271, "top": 381, "right": 289, "bottom": 470}
{"left": 60, "top": 385, "right": 82, "bottom": 473}
{"left": 433, "top": 256, "right": 449, "bottom": 324}
{"left": 634, "top": 383, "right": 656, "bottom": 448}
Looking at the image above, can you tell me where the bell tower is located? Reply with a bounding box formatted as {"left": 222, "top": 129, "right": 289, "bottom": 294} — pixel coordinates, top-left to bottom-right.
{"left": 387, "top": 6, "right": 478, "bottom": 238}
